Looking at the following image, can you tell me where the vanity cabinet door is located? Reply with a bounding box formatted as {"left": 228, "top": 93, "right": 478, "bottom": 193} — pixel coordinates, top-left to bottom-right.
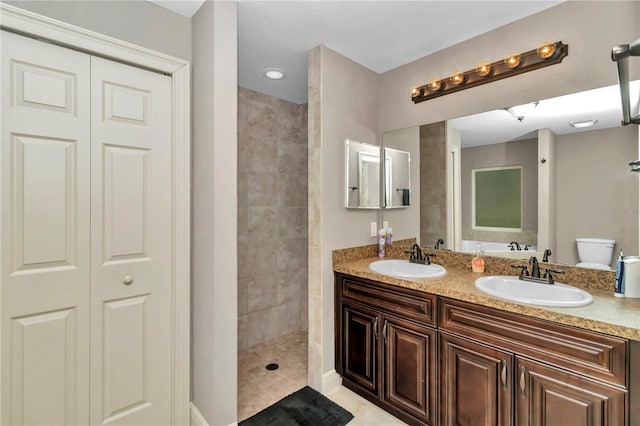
{"left": 440, "top": 332, "right": 514, "bottom": 426}
{"left": 383, "top": 315, "right": 436, "bottom": 425}
{"left": 340, "top": 302, "right": 380, "bottom": 397}
{"left": 515, "top": 358, "right": 626, "bottom": 426}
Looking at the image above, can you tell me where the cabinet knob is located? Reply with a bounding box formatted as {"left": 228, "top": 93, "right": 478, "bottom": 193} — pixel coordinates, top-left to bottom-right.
{"left": 123, "top": 275, "right": 134, "bottom": 285}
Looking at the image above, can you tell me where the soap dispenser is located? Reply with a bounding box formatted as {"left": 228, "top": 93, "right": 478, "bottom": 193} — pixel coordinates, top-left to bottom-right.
{"left": 472, "top": 245, "right": 485, "bottom": 273}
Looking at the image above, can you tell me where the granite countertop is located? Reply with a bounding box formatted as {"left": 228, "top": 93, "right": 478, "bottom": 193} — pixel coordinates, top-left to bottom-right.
{"left": 334, "top": 256, "right": 640, "bottom": 341}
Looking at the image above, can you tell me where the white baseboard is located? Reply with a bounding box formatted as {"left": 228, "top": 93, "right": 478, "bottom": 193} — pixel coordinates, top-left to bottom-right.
{"left": 321, "top": 369, "right": 342, "bottom": 394}
{"left": 190, "top": 402, "right": 238, "bottom": 426}
{"left": 190, "top": 403, "right": 208, "bottom": 426}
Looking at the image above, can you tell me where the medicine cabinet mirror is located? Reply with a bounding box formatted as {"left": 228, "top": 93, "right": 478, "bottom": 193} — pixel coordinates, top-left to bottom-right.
{"left": 344, "top": 139, "right": 382, "bottom": 209}
{"left": 383, "top": 147, "right": 411, "bottom": 208}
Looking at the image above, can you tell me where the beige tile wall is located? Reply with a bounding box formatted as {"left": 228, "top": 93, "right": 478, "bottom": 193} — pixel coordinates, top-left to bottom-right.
{"left": 419, "top": 122, "right": 447, "bottom": 247}
{"left": 238, "top": 87, "right": 309, "bottom": 350}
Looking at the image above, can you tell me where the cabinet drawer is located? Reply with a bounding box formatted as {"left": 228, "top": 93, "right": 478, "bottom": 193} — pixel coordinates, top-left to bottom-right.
{"left": 439, "top": 298, "right": 627, "bottom": 387}
{"left": 337, "top": 274, "right": 436, "bottom": 326}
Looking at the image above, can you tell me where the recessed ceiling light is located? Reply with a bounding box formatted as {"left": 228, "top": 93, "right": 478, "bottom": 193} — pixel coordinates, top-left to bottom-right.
{"left": 569, "top": 119, "right": 598, "bottom": 128}
{"left": 264, "top": 68, "right": 286, "bottom": 80}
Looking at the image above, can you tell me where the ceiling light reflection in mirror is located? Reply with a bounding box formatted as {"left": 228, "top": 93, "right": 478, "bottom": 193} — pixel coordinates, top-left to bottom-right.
{"left": 450, "top": 81, "right": 640, "bottom": 148}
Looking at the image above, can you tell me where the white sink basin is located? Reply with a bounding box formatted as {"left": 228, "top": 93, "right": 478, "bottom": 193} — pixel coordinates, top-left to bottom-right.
{"left": 369, "top": 259, "right": 446, "bottom": 279}
{"left": 474, "top": 275, "right": 593, "bottom": 308}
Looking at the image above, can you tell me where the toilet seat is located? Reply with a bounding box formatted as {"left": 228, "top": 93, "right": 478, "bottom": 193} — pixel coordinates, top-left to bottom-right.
{"left": 576, "top": 262, "right": 612, "bottom": 271}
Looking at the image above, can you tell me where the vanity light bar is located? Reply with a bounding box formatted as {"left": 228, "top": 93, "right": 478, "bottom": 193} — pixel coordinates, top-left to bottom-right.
{"left": 410, "top": 41, "right": 569, "bottom": 104}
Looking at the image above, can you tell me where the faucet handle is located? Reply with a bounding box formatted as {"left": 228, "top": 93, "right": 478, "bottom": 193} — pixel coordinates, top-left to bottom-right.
{"left": 543, "top": 268, "right": 565, "bottom": 277}
{"left": 543, "top": 268, "right": 565, "bottom": 284}
{"left": 511, "top": 264, "right": 529, "bottom": 276}
{"left": 424, "top": 252, "right": 436, "bottom": 265}
{"left": 404, "top": 249, "right": 416, "bottom": 260}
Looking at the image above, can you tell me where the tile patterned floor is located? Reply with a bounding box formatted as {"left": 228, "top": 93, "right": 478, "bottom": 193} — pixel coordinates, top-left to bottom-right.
{"left": 238, "top": 330, "right": 308, "bottom": 421}
{"left": 237, "top": 329, "right": 407, "bottom": 425}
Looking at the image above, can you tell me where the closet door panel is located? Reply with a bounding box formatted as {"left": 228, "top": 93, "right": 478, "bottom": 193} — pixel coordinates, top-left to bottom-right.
{"left": 90, "top": 56, "right": 173, "bottom": 426}
{"left": 1, "top": 30, "right": 91, "bottom": 425}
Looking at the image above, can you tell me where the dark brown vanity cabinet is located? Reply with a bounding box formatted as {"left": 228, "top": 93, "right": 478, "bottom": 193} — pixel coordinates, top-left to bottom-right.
{"left": 336, "top": 273, "right": 437, "bottom": 425}
{"left": 383, "top": 315, "right": 436, "bottom": 424}
{"left": 439, "top": 331, "right": 513, "bottom": 426}
{"left": 515, "top": 357, "right": 626, "bottom": 426}
{"left": 341, "top": 302, "right": 379, "bottom": 396}
{"left": 335, "top": 273, "right": 634, "bottom": 426}
{"left": 439, "top": 298, "right": 629, "bottom": 426}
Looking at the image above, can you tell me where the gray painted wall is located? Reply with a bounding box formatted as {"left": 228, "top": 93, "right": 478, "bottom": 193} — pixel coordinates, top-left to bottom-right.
{"left": 192, "top": 1, "right": 238, "bottom": 424}
{"left": 461, "top": 138, "right": 538, "bottom": 245}
{"left": 556, "top": 125, "right": 638, "bottom": 267}
{"left": 420, "top": 122, "right": 448, "bottom": 248}
{"left": 308, "top": 45, "right": 379, "bottom": 390}
{"left": 6, "top": 0, "right": 191, "bottom": 61}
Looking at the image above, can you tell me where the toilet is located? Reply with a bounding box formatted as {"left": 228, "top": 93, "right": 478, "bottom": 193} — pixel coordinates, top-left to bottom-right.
{"left": 576, "top": 238, "right": 616, "bottom": 270}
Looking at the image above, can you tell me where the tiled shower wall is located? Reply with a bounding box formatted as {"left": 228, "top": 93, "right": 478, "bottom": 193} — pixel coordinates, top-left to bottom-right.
{"left": 237, "top": 87, "right": 308, "bottom": 350}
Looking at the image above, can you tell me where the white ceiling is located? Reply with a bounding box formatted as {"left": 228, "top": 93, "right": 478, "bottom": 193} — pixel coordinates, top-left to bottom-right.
{"left": 146, "top": 1, "right": 634, "bottom": 145}
{"left": 146, "top": 0, "right": 205, "bottom": 18}
{"left": 237, "top": 1, "right": 561, "bottom": 104}
{"left": 449, "top": 81, "right": 640, "bottom": 147}
{"left": 147, "top": 0, "right": 561, "bottom": 104}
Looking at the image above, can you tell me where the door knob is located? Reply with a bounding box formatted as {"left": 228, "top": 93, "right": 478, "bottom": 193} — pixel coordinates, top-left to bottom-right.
{"left": 123, "top": 275, "right": 134, "bottom": 285}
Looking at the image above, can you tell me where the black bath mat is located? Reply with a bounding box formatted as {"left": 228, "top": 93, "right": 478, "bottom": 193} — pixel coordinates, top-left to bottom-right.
{"left": 239, "top": 386, "right": 354, "bottom": 426}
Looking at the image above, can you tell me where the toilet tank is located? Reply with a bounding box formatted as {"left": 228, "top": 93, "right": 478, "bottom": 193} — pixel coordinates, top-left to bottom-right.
{"left": 576, "top": 238, "right": 616, "bottom": 265}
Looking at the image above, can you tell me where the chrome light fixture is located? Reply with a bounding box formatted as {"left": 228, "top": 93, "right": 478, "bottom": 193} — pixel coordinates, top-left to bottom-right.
{"left": 505, "top": 101, "right": 539, "bottom": 122}
{"left": 569, "top": 119, "right": 598, "bottom": 128}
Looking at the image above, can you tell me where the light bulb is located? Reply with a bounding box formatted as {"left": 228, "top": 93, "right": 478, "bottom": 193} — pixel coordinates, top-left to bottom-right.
{"left": 476, "top": 61, "right": 491, "bottom": 77}
{"left": 504, "top": 53, "right": 521, "bottom": 69}
{"left": 450, "top": 71, "right": 465, "bottom": 85}
{"left": 427, "top": 78, "right": 442, "bottom": 92}
{"left": 537, "top": 42, "right": 556, "bottom": 59}
{"left": 410, "top": 86, "right": 421, "bottom": 98}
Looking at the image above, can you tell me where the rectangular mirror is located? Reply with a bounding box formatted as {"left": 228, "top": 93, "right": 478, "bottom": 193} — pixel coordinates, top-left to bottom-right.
{"left": 344, "top": 139, "right": 381, "bottom": 209}
{"left": 383, "top": 147, "right": 411, "bottom": 208}
{"left": 381, "top": 81, "right": 640, "bottom": 269}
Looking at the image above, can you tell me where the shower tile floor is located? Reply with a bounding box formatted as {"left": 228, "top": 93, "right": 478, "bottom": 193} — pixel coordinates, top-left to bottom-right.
{"left": 238, "top": 330, "right": 407, "bottom": 425}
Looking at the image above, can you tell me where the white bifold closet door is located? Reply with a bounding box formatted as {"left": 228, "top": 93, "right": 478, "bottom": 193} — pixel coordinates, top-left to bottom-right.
{"left": 1, "top": 30, "right": 92, "bottom": 426}
{"left": 89, "top": 56, "right": 173, "bottom": 425}
{"left": 1, "top": 31, "right": 173, "bottom": 425}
